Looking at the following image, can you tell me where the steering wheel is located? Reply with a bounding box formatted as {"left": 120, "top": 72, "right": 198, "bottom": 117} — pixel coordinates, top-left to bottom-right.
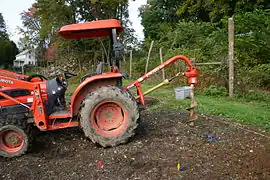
{"left": 56, "top": 68, "right": 77, "bottom": 79}
{"left": 26, "top": 74, "right": 48, "bottom": 82}
{"left": 64, "top": 71, "right": 77, "bottom": 79}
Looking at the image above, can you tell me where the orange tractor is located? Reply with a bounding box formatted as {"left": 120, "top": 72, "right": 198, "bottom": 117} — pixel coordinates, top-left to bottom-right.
{"left": 0, "top": 19, "right": 198, "bottom": 158}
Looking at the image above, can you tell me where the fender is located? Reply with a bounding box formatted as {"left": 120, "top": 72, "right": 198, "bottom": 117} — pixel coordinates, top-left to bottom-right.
{"left": 70, "top": 72, "right": 122, "bottom": 116}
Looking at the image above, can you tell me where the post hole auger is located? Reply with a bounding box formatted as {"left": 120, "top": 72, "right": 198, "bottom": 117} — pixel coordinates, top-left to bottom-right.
{"left": 124, "top": 55, "right": 199, "bottom": 126}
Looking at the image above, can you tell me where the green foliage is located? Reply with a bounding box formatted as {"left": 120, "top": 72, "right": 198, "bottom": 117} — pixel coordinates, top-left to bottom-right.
{"left": 204, "top": 85, "right": 227, "bottom": 97}
{"left": 0, "top": 13, "right": 8, "bottom": 39}
{"left": 19, "top": 0, "right": 135, "bottom": 68}
{"left": 234, "top": 10, "right": 270, "bottom": 67}
{"left": 140, "top": 0, "right": 270, "bottom": 39}
{"left": 140, "top": 0, "right": 179, "bottom": 39}
{"left": 138, "top": 5, "right": 270, "bottom": 90}
{"left": 235, "top": 89, "right": 270, "bottom": 103}
{"left": 0, "top": 13, "right": 19, "bottom": 68}
{"left": 248, "top": 64, "right": 270, "bottom": 89}
{"left": 161, "top": 21, "right": 228, "bottom": 64}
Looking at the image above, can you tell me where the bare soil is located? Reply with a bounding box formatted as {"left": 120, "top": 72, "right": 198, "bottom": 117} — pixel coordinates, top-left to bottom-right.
{"left": 1, "top": 105, "right": 270, "bottom": 180}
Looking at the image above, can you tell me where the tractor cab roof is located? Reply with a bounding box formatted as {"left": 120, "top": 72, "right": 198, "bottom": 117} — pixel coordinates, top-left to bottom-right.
{"left": 59, "top": 19, "right": 123, "bottom": 39}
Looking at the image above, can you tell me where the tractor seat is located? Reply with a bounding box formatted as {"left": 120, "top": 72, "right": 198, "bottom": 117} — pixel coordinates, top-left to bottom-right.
{"left": 80, "top": 62, "right": 104, "bottom": 82}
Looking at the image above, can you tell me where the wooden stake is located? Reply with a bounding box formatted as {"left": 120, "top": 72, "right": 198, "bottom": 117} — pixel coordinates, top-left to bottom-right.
{"left": 107, "top": 42, "right": 111, "bottom": 70}
{"left": 99, "top": 38, "right": 110, "bottom": 70}
{"left": 129, "top": 50, "right": 132, "bottom": 78}
{"left": 93, "top": 52, "right": 97, "bottom": 72}
{"left": 228, "top": 17, "right": 234, "bottom": 98}
{"left": 122, "top": 54, "right": 126, "bottom": 62}
{"left": 145, "top": 40, "right": 154, "bottom": 74}
{"left": 159, "top": 47, "right": 165, "bottom": 80}
{"left": 78, "top": 57, "right": 82, "bottom": 73}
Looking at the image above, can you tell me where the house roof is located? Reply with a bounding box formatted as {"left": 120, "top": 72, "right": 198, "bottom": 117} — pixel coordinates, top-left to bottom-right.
{"left": 16, "top": 49, "right": 31, "bottom": 57}
{"left": 14, "top": 59, "right": 24, "bottom": 62}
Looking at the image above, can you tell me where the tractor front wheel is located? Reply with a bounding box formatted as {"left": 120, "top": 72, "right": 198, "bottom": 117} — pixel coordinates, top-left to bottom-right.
{"left": 80, "top": 86, "right": 139, "bottom": 147}
{"left": 0, "top": 117, "right": 32, "bottom": 158}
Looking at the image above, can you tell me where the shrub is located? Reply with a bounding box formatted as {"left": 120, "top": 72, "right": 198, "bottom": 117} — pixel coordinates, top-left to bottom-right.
{"left": 236, "top": 89, "right": 270, "bottom": 103}
{"left": 249, "top": 64, "right": 270, "bottom": 89}
{"left": 204, "top": 85, "right": 227, "bottom": 97}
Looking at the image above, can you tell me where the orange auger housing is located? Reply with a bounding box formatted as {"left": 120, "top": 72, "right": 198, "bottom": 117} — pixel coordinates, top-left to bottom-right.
{"left": 125, "top": 55, "right": 198, "bottom": 104}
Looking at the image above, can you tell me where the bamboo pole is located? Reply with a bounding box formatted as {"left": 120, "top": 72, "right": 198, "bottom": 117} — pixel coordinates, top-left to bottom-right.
{"left": 145, "top": 40, "right": 154, "bottom": 74}
{"left": 159, "top": 47, "right": 165, "bottom": 80}
{"left": 129, "top": 50, "right": 132, "bottom": 78}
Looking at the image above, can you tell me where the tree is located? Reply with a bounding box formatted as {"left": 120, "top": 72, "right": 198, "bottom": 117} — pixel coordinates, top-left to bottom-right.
{"left": 140, "top": 0, "right": 270, "bottom": 39}
{"left": 0, "top": 13, "right": 8, "bottom": 40}
{"left": 0, "top": 39, "right": 19, "bottom": 68}
{"left": 0, "top": 13, "right": 18, "bottom": 68}
{"left": 19, "top": 0, "right": 136, "bottom": 69}
{"left": 140, "top": 0, "right": 181, "bottom": 39}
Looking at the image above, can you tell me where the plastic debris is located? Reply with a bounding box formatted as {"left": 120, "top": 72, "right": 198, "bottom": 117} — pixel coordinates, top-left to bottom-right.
{"left": 207, "top": 134, "right": 216, "bottom": 138}
{"left": 203, "top": 132, "right": 216, "bottom": 138}
{"left": 208, "top": 137, "right": 217, "bottom": 143}
{"left": 187, "top": 154, "right": 193, "bottom": 158}
{"left": 204, "top": 132, "right": 218, "bottom": 143}
{"left": 177, "top": 162, "right": 181, "bottom": 171}
{"left": 96, "top": 160, "right": 104, "bottom": 169}
{"left": 177, "top": 162, "right": 185, "bottom": 171}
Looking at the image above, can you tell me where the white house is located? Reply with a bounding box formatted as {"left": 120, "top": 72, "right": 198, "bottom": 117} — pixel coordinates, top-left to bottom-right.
{"left": 13, "top": 49, "right": 37, "bottom": 68}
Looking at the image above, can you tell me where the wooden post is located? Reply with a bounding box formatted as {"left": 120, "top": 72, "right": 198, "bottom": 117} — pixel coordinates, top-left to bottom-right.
{"left": 159, "top": 47, "right": 165, "bottom": 80}
{"left": 145, "top": 40, "right": 154, "bottom": 74}
{"left": 122, "top": 54, "right": 126, "bottom": 62}
{"left": 107, "top": 42, "right": 111, "bottom": 70}
{"left": 92, "top": 52, "right": 97, "bottom": 72}
{"left": 228, "top": 17, "right": 234, "bottom": 98}
{"left": 129, "top": 50, "right": 132, "bottom": 78}
{"left": 99, "top": 39, "right": 110, "bottom": 70}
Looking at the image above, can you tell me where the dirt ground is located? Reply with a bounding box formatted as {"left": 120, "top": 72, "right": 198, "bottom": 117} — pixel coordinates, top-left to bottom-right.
{"left": 1, "top": 104, "right": 270, "bottom": 180}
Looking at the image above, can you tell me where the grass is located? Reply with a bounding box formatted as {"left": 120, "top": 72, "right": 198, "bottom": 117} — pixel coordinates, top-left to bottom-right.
{"left": 123, "top": 79, "right": 270, "bottom": 130}
{"left": 195, "top": 94, "right": 270, "bottom": 129}
{"left": 65, "top": 76, "right": 270, "bottom": 130}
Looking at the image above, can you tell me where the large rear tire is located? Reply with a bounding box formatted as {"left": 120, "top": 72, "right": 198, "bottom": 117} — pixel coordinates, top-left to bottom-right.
{"left": 80, "top": 86, "right": 139, "bottom": 147}
{"left": 0, "top": 117, "right": 32, "bottom": 158}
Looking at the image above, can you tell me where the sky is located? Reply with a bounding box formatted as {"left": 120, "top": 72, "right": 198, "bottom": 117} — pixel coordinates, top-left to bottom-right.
{"left": 0, "top": 0, "right": 147, "bottom": 43}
